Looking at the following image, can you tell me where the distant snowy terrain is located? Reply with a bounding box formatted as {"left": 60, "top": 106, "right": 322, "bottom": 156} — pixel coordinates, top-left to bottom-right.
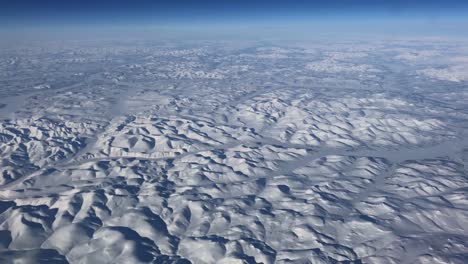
{"left": 0, "top": 38, "right": 467, "bottom": 264}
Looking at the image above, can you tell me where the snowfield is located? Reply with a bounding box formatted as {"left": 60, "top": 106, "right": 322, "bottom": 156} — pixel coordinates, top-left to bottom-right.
{"left": 0, "top": 38, "right": 467, "bottom": 264}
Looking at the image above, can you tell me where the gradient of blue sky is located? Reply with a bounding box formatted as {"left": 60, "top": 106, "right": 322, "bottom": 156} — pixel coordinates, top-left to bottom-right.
{"left": 1, "top": 0, "right": 468, "bottom": 41}
{"left": 2, "top": 0, "right": 468, "bottom": 26}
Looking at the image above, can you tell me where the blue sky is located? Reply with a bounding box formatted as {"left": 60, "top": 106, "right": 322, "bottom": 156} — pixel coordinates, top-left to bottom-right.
{"left": 3, "top": 0, "right": 468, "bottom": 25}
{"left": 2, "top": 0, "right": 468, "bottom": 38}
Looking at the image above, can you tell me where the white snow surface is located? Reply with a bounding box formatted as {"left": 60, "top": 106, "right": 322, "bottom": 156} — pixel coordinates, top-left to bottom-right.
{"left": 0, "top": 38, "right": 467, "bottom": 264}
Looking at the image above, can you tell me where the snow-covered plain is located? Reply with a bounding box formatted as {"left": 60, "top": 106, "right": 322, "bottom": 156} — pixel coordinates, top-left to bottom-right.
{"left": 0, "top": 38, "right": 467, "bottom": 264}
